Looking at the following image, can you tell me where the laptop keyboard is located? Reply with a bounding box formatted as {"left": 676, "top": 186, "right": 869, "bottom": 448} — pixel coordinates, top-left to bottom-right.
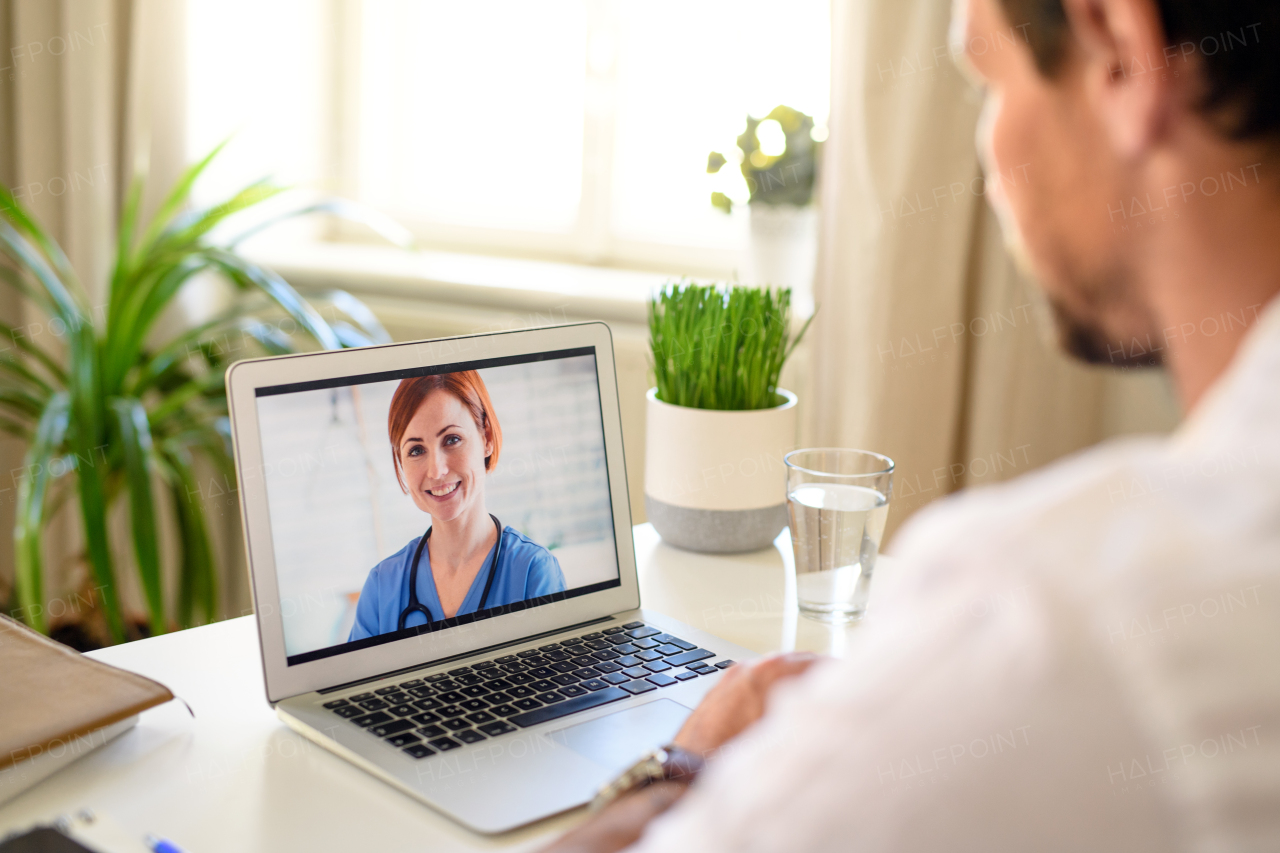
{"left": 321, "top": 622, "right": 736, "bottom": 760}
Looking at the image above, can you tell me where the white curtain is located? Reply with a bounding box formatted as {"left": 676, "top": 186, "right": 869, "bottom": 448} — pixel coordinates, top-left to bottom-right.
{"left": 0, "top": 0, "right": 199, "bottom": 619}
{"left": 807, "top": 0, "right": 1178, "bottom": 542}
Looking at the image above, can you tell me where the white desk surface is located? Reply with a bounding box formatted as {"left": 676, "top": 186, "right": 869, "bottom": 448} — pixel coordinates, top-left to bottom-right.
{"left": 0, "top": 524, "right": 896, "bottom": 851}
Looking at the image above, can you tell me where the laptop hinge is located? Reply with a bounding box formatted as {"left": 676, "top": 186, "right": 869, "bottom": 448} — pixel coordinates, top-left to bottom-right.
{"left": 317, "top": 615, "right": 616, "bottom": 694}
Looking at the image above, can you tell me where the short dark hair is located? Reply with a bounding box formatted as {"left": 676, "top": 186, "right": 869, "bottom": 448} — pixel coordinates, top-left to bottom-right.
{"left": 999, "top": 0, "right": 1280, "bottom": 140}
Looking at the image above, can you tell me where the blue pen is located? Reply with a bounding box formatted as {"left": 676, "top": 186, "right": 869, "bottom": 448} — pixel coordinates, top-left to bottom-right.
{"left": 145, "top": 833, "right": 190, "bottom": 853}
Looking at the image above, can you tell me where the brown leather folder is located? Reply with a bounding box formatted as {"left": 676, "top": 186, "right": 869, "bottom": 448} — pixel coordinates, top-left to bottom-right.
{"left": 0, "top": 614, "right": 173, "bottom": 772}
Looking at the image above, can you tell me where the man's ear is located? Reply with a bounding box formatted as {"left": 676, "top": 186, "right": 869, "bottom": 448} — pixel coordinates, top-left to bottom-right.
{"left": 1061, "top": 0, "right": 1181, "bottom": 157}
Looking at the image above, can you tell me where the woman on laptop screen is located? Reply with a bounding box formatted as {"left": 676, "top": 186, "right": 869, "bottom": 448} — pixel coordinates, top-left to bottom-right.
{"left": 348, "top": 371, "right": 565, "bottom": 640}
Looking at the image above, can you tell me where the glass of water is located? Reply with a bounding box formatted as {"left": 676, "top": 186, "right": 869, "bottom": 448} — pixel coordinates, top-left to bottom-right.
{"left": 784, "top": 449, "right": 894, "bottom": 623}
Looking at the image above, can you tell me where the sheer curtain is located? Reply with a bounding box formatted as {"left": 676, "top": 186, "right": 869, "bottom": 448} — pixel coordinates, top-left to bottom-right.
{"left": 806, "top": 0, "right": 1178, "bottom": 542}
{"left": 0, "top": 0, "right": 191, "bottom": 616}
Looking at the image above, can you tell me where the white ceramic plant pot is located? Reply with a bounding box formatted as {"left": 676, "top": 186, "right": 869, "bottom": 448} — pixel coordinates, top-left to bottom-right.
{"left": 747, "top": 203, "right": 817, "bottom": 313}
{"left": 644, "top": 387, "right": 798, "bottom": 553}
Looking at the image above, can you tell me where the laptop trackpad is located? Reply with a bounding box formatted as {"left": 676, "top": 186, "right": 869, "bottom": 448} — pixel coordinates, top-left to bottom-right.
{"left": 553, "top": 699, "right": 692, "bottom": 773}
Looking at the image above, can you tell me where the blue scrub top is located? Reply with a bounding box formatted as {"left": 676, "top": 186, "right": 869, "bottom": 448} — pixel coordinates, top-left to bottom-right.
{"left": 348, "top": 526, "right": 565, "bottom": 641}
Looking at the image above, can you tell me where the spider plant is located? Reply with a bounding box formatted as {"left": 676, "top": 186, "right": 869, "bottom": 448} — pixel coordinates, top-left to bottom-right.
{"left": 648, "top": 280, "right": 812, "bottom": 411}
{"left": 0, "top": 142, "right": 402, "bottom": 644}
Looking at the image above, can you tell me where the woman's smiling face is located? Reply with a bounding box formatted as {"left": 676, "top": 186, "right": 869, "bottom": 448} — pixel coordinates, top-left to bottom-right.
{"left": 398, "top": 390, "right": 493, "bottom": 522}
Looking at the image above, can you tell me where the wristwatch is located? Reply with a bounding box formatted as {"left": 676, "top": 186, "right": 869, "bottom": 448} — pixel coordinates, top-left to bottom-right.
{"left": 591, "top": 744, "right": 705, "bottom": 811}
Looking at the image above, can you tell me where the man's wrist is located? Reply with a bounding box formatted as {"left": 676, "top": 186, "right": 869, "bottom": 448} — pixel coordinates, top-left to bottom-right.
{"left": 591, "top": 743, "right": 705, "bottom": 810}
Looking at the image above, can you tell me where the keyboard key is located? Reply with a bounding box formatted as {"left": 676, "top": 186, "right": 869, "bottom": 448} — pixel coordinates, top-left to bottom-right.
{"left": 500, "top": 662, "right": 529, "bottom": 674}
{"left": 603, "top": 626, "right": 626, "bottom": 635}
{"left": 620, "top": 680, "right": 658, "bottom": 695}
{"left": 666, "top": 649, "right": 715, "bottom": 668}
{"left": 412, "top": 698, "right": 441, "bottom": 711}
{"left": 332, "top": 705, "right": 363, "bottom": 718}
{"left": 455, "top": 673, "right": 484, "bottom": 686}
{"left": 403, "top": 743, "right": 435, "bottom": 759}
{"left": 538, "top": 642, "right": 563, "bottom": 651}
{"left": 551, "top": 674, "right": 579, "bottom": 686}
{"left": 559, "top": 685, "right": 589, "bottom": 697}
{"left": 485, "top": 691, "right": 512, "bottom": 705}
{"left": 582, "top": 632, "right": 604, "bottom": 640}
{"left": 632, "top": 638, "right": 660, "bottom": 650}
{"left": 386, "top": 732, "right": 420, "bottom": 748}
{"left": 626, "top": 626, "right": 661, "bottom": 640}
{"left": 635, "top": 649, "right": 663, "bottom": 661}
{"left": 675, "top": 671, "right": 700, "bottom": 681}
{"left": 592, "top": 650, "right": 621, "bottom": 661}
{"left": 369, "top": 720, "right": 415, "bottom": 737}
{"left": 442, "top": 718, "right": 471, "bottom": 731}
{"left": 614, "top": 643, "right": 640, "bottom": 655}
{"left": 474, "top": 659, "right": 499, "bottom": 670}
{"left": 426, "top": 673, "right": 452, "bottom": 683}
{"left": 643, "top": 660, "right": 672, "bottom": 673}
{"left": 374, "top": 686, "right": 400, "bottom": 696}
{"left": 455, "top": 729, "right": 486, "bottom": 744}
{"left": 583, "top": 639, "right": 610, "bottom": 651}
{"left": 688, "top": 661, "right": 716, "bottom": 672}
{"left": 410, "top": 712, "right": 441, "bottom": 725}
{"left": 523, "top": 656, "right": 550, "bottom": 668}
{"left": 580, "top": 678, "right": 609, "bottom": 691}
{"left": 656, "top": 644, "right": 684, "bottom": 657}
{"left": 407, "top": 687, "right": 436, "bottom": 699}
{"left": 715, "top": 660, "right": 736, "bottom": 669}
{"left": 438, "top": 705, "right": 465, "bottom": 718}
{"left": 460, "top": 685, "right": 489, "bottom": 698}
{"left": 437, "top": 691, "right": 465, "bottom": 704}
{"left": 388, "top": 704, "right": 417, "bottom": 716}
{"left": 490, "top": 704, "right": 518, "bottom": 717}
{"left": 417, "top": 724, "right": 447, "bottom": 738}
{"left": 623, "top": 667, "right": 649, "bottom": 678}
{"left": 359, "top": 699, "right": 389, "bottom": 711}
{"left": 646, "top": 673, "right": 678, "bottom": 687}
{"left": 428, "top": 737, "right": 461, "bottom": 751}
{"left": 507, "top": 672, "right": 537, "bottom": 686}
{"left": 550, "top": 661, "right": 578, "bottom": 674}
{"left": 352, "top": 712, "right": 392, "bottom": 727}
{"left": 655, "top": 635, "right": 696, "bottom": 651}
{"left": 508, "top": 686, "right": 536, "bottom": 699}
{"left": 459, "top": 699, "right": 488, "bottom": 712}
{"left": 570, "top": 655, "right": 598, "bottom": 668}
{"left": 465, "top": 711, "right": 496, "bottom": 724}
{"left": 485, "top": 677, "right": 513, "bottom": 690}
{"left": 513, "top": 698, "right": 542, "bottom": 711}
{"left": 383, "top": 692, "right": 412, "bottom": 705}
{"left": 544, "top": 650, "right": 572, "bottom": 662}
{"left": 537, "top": 691, "right": 566, "bottom": 704}
{"left": 479, "top": 721, "right": 517, "bottom": 737}
{"left": 594, "top": 662, "right": 624, "bottom": 674}
{"left": 617, "top": 655, "right": 643, "bottom": 667}
{"left": 495, "top": 654, "right": 517, "bottom": 663}
{"left": 602, "top": 672, "right": 630, "bottom": 684}
{"left": 605, "top": 634, "right": 633, "bottom": 645}
{"left": 517, "top": 649, "right": 542, "bottom": 658}
{"left": 323, "top": 699, "right": 350, "bottom": 709}
{"left": 400, "top": 678, "right": 425, "bottom": 688}
{"left": 529, "top": 680, "right": 556, "bottom": 692}
{"left": 508, "top": 687, "right": 629, "bottom": 728}
{"left": 622, "top": 621, "right": 645, "bottom": 629}
{"left": 530, "top": 666, "right": 555, "bottom": 678}
{"left": 432, "top": 679, "right": 459, "bottom": 691}
{"left": 350, "top": 692, "right": 374, "bottom": 702}
{"left": 572, "top": 667, "right": 601, "bottom": 680}
{"left": 448, "top": 666, "right": 473, "bottom": 675}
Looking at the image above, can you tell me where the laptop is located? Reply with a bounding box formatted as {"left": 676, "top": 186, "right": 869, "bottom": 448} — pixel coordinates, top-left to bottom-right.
{"left": 226, "top": 321, "right": 755, "bottom": 833}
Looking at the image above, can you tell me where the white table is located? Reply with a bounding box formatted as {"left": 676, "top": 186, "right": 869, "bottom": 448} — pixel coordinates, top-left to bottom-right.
{"left": 0, "top": 525, "right": 895, "bottom": 851}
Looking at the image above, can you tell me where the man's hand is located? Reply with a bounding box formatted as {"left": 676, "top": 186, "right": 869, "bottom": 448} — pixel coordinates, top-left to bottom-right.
{"left": 674, "top": 652, "right": 824, "bottom": 757}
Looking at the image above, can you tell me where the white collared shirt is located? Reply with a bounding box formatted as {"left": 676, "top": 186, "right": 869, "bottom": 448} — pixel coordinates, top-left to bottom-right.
{"left": 630, "top": 298, "right": 1280, "bottom": 852}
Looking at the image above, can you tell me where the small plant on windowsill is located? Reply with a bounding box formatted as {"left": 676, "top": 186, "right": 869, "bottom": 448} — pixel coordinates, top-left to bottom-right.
{"left": 644, "top": 280, "right": 812, "bottom": 554}
{"left": 0, "top": 141, "right": 408, "bottom": 647}
{"left": 706, "top": 104, "right": 821, "bottom": 215}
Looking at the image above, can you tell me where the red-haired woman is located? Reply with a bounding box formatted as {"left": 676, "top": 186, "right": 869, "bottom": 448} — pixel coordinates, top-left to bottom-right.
{"left": 349, "top": 371, "right": 564, "bottom": 639}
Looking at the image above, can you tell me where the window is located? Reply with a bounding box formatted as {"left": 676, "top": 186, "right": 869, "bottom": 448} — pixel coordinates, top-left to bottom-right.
{"left": 187, "top": 0, "right": 830, "bottom": 277}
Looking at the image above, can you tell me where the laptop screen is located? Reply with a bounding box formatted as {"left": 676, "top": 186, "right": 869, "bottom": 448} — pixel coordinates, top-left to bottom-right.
{"left": 252, "top": 347, "right": 622, "bottom": 666}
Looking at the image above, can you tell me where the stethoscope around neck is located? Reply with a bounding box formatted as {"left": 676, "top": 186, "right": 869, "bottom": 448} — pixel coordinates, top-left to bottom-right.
{"left": 398, "top": 514, "right": 504, "bottom": 631}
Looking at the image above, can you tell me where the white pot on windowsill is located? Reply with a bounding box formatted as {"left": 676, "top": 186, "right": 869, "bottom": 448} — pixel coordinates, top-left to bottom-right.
{"left": 644, "top": 388, "right": 798, "bottom": 554}
{"left": 747, "top": 203, "right": 817, "bottom": 313}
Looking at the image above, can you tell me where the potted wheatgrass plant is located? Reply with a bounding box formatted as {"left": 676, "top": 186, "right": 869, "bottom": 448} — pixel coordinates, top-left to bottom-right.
{"left": 646, "top": 281, "right": 811, "bottom": 553}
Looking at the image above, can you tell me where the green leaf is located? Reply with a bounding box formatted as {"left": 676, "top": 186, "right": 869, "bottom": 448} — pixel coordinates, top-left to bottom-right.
{"left": 159, "top": 445, "right": 217, "bottom": 628}
{"left": 132, "top": 136, "right": 232, "bottom": 264}
{"left": 13, "top": 393, "right": 70, "bottom": 633}
{"left": 112, "top": 398, "right": 165, "bottom": 636}
{"left": 203, "top": 248, "right": 342, "bottom": 350}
